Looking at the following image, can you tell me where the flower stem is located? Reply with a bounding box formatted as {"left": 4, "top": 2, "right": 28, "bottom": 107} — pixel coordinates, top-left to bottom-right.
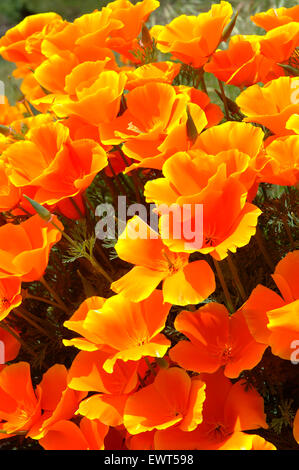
{"left": 227, "top": 253, "right": 247, "bottom": 302}
{"left": 144, "top": 357, "right": 157, "bottom": 376}
{"left": 255, "top": 226, "right": 275, "bottom": 271}
{"left": 212, "top": 257, "right": 235, "bottom": 313}
{"left": 14, "top": 307, "right": 54, "bottom": 340}
{"left": 39, "top": 276, "right": 68, "bottom": 311}
{"left": 218, "top": 79, "right": 230, "bottom": 120}
{"left": 25, "top": 292, "right": 69, "bottom": 313}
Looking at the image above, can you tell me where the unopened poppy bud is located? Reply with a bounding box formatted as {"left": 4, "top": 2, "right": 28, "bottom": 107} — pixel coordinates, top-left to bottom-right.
{"left": 221, "top": 11, "right": 239, "bottom": 42}
{"left": 186, "top": 105, "right": 198, "bottom": 144}
{"left": 156, "top": 357, "right": 169, "bottom": 369}
{"left": 141, "top": 23, "right": 153, "bottom": 48}
{"left": 278, "top": 63, "right": 299, "bottom": 77}
{"left": 23, "top": 195, "right": 52, "bottom": 222}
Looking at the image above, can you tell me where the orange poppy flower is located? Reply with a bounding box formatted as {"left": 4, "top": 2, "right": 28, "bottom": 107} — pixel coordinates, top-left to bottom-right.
{"left": 154, "top": 1, "right": 233, "bottom": 68}
{"left": 68, "top": 350, "right": 140, "bottom": 426}
{"left": 286, "top": 113, "right": 299, "bottom": 134}
{"left": 111, "top": 216, "right": 215, "bottom": 304}
{"left": 294, "top": 410, "right": 299, "bottom": 444}
{"left": 174, "top": 86, "right": 224, "bottom": 128}
{"left": 204, "top": 35, "right": 282, "bottom": 86}
{"left": 144, "top": 145, "right": 261, "bottom": 259}
{"left": 64, "top": 290, "right": 171, "bottom": 373}
{"left": 125, "top": 62, "right": 181, "bottom": 91}
{"left": 100, "top": 82, "right": 201, "bottom": 160}
{"left": 259, "top": 134, "right": 299, "bottom": 186}
{"left": 0, "top": 362, "right": 42, "bottom": 439}
{"left": 240, "top": 250, "right": 299, "bottom": 361}
{"left": 0, "top": 214, "right": 63, "bottom": 282}
{"left": 27, "top": 364, "right": 86, "bottom": 441}
{"left": 0, "top": 278, "right": 22, "bottom": 322}
{"left": 170, "top": 303, "right": 267, "bottom": 378}
{"left": 236, "top": 77, "right": 299, "bottom": 136}
{"left": 0, "top": 325, "right": 20, "bottom": 368}
{"left": 38, "top": 418, "right": 109, "bottom": 450}
{"left": 0, "top": 13, "right": 62, "bottom": 69}
{"left": 154, "top": 369, "right": 268, "bottom": 450}
{"left": 259, "top": 22, "right": 299, "bottom": 65}
{"left": 106, "top": 0, "right": 159, "bottom": 60}
{"left": 102, "top": 82, "right": 219, "bottom": 172}
{"left": 52, "top": 70, "right": 127, "bottom": 126}
{"left": 0, "top": 97, "right": 25, "bottom": 126}
{"left": 0, "top": 164, "right": 21, "bottom": 212}
{"left": 251, "top": 6, "right": 299, "bottom": 31}
{"left": 123, "top": 367, "right": 206, "bottom": 434}
{"left": 3, "top": 121, "right": 107, "bottom": 206}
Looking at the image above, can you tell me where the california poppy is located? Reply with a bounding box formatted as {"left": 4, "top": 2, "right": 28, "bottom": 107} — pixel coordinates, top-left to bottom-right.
{"left": 241, "top": 251, "right": 299, "bottom": 361}
{"left": 251, "top": 6, "right": 299, "bottom": 31}
{"left": 144, "top": 146, "right": 261, "bottom": 258}
{"left": 0, "top": 362, "right": 42, "bottom": 439}
{"left": 3, "top": 121, "right": 108, "bottom": 206}
{"left": 0, "top": 214, "right": 63, "bottom": 282}
{"left": 154, "top": 369, "right": 268, "bottom": 450}
{"left": 170, "top": 303, "right": 267, "bottom": 378}
{"left": 154, "top": 1, "right": 233, "bottom": 68}
{"left": 123, "top": 367, "right": 206, "bottom": 434}
{"left": 0, "top": 278, "right": 22, "bottom": 321}
{"left": 111, "top": 216, "right": 216, "bottom": 305}
{"left": 236, "top": 77, "right": 299, "bottom": 136}
{"left": 38, "top": 418, "right": 109, "bottom": 450}
{"left": 64, "top": 290, "right": 171, "bottom": 373}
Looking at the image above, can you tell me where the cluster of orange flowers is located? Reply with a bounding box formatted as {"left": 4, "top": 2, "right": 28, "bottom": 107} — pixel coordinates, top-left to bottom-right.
{"left": 0, "top": 0, "right": 298, "bottom": 451}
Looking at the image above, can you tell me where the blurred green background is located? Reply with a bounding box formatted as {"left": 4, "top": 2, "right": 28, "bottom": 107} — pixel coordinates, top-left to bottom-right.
{"left": 0, "top": 0, "right": 297, "bottom": 104}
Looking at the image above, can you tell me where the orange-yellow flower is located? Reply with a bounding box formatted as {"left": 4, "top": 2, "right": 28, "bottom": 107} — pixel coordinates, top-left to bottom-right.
{"left": 204, "top": 35, "right": 282, "bottom": 86}
{"left": 125, "top": 62, "right": 181, "bottom": 90}
{"left": 259, "top": 134, "right": 299, "bottom": 186}
{"left": 38, "top": 418, "right": 109, "bottom": 450}
{"left": 259, "top": 22, "right": 299, "bottom": 65}
{"left": 154, "top": 1, "right": 233, "bottom": 68}
{"left": 27, "top": 364, "right": 86, "bottom": 441}
{"left": 0, "top": 278, "right": 22, "bottom": 321}
{"left": 154, "top": 369, "right": 268, "bottom": 450}
{"left": 64, "top": 291, "right": 171, "bottom": 373}
{"left": 170, "top": 303, "right": 267, "bottom": 378}
{"left": 251, "top": 6, "right": 299, "bottom": 31}
{"left": 0, "top": 13, "right": 62, "bottom": 69}
{"left": 0, "top": 362, "right": 42, "bottom": 439}
{"left": 111, "top": 216, "right": 215, "bottom": 305}
{"left": 0, "top": 214, "right": 63, "bottom": 282}
{"left": 106, "top": 0, "right": 160, "bottom": 60}
{"left": 123, "top": 367, "right": 206, "bottom": 434}
{"left": 241, "top": 251, "right": 299, "bottom": 361}
{"left": 144, "top": 139, "right": 262, "bottom": 259}
{"left": 52, "top": 70, "right": 127, "bottom": 126}
{"left": 3, "top": 121, "right": 107, "bottom": 206}
{"left": 236, "top": 77, "right": 299, "bottom": 136}
{"left": 68, "top": 350, "right": 140, "bottom": 426}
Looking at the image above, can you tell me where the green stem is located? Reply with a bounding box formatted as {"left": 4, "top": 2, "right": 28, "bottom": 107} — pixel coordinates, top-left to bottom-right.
{"left": 144, "top": 357, "right": 157, "bottom": 376}
{"left": 25, "top": 293, "right": 69, "bottom": 313}
{"left": 14, "top": 308, "right": 54, "bottom": 340}
{"left": 212, "top": 257, "right": 235, "bottom": 313}
{"left": 39, "top": 276, "right": 68, "bottom": 311}
{"left": 227, "top": 253, "right": 247, "bottom": 302}
{"left": 218, "top": 79, "right": 230, "bottom": 120}
{"left": 86, "top": 254, "right": 113, "bottom": 284}
{"left": 255, "top": 227, "right": 275, "bottom": 271}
